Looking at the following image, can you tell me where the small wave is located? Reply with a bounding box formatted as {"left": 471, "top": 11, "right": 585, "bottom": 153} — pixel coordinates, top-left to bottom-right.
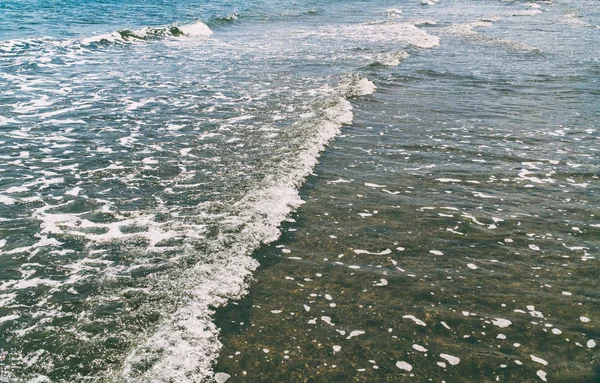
{"left": 333, "top": 21, "right": 440, "bottom": 49}
{"left": 444, "top": 20, "right": 537, "bottom": 52}
{"left": 444, "top": 21, "right": 494, "bottom": 35}
{"left": 209, "top": 13, "right": 241, "bottom": 27}
{"left": 80, "top": 21, "right": 212, "bottom": 46}
{"left": 178, "top": 21, "right": 214, "bottom": 37}
{"left": 409, "top": 19, "right": 438, "bottom": 26}
{"left": 338, "top": 74, "right": 377, "bottom": 98}
{"left": 384, "top": 8, "right": 403, "bottom": 19}
{"left": 372, "top": 51, "right": 410, "bottom": 67}
{"left": 119, "top": 75, "right": 376, "bottom": 383}
{"left": 512, "top": 9, "right": 542, "bottom": 17}
{"left": 560, "top": 13, "right": 596, "bottom": 28}
{"left": 0, "top": 36, "right": 58, "bottom": 54}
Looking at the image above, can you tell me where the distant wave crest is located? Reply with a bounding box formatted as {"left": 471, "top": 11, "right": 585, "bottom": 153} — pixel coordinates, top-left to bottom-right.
{"left": 80, "top": 21, "right": 213, "bottom": 46}
{"left": 0, "top": 21, "right": 213, "bottom": 54}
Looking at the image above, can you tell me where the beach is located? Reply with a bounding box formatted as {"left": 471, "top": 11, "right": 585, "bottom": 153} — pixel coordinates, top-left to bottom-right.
{"left": 0, "top": 0, "right": 598, "bottom": 381}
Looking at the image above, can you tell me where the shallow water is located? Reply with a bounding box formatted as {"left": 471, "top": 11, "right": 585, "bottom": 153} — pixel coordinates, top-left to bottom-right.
{"left": 214, "top": 1, "right": 599, "bottom": 382}
{"left": 1, "top": 0, "right": 599, "bottom": 382}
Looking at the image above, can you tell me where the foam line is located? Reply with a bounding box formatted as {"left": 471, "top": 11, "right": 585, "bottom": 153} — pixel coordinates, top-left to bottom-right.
{"left": 119, "top": 76, "right": 376, "bottom": 382}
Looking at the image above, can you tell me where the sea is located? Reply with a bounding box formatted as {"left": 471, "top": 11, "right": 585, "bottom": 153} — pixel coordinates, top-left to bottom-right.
{"left": 0, "top": 0, "right": 598, "bottom": 382}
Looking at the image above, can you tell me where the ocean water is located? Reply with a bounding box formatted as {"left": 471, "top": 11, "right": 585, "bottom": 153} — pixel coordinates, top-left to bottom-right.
{"left": 0, "top": 0, "right": 598, "bottom": 382}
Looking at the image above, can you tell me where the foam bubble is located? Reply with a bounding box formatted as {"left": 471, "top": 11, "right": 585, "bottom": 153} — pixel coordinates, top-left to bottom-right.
{"left": 353, "top": 248, "right": 391, "bottom": 255}
{"left": 530, "top": 355, "right": 548, "bottom": 366}
{"left": 346, "top": 330, "right": 365, "bottom": 339}
{"left": 492, "top": 318, "right": 512, "bottom": 328}
{"left": 413, "top": 344, "right": 427, "bottom": 352}
{"left": 439, "top": 353, "right": 460, "bottom": 366}
{"left": 537, "top": 370, "right": 547, "bottom": 382}
{"left": 214, "top": 372, "right": 231, "bottom": 383}
{"left": 403, "top": 315, "right": 427, "bottom": 326}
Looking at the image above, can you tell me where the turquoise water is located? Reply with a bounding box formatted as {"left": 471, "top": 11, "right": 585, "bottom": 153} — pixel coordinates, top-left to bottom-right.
{"left": 1, "top": 0, "right": 598, "bottom": 382}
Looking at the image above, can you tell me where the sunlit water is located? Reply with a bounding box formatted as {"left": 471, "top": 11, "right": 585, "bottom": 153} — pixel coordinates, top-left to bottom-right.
{"left": 0, "top": 0, "right": 598, "bottom": 382}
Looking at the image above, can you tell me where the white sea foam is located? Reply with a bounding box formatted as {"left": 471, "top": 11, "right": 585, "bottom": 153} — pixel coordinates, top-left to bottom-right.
{"left": 374, "top": 51, "right": 409, "bottom": 67}
{"left": 214, "top": 372, "right": 231, "bottom": 383}
{"left": 561, "top": 13, "right": 595, "bottom": 27}
{"left": 0, "top": 195, "right": 16, "bottom": 205}
{"left": 32, "top": 204, "right": 192, "bottom": 250}
{"left": 121, "top": 253, "right": 258, "bottom": 382}
{"left": 0, "top": 277, "right": 63, "bottom": 291}
{"left": 384, "top": 9, "right": 403, "bottom": 19}
{"left": 0, "top": 115, "right": 19, "bottom": 126}
{"left": 444, "top": 20, "right": 536, "bottom": 51}
{"left": 179, "top": 21, "right": 214, "bottom": 37}
{"left": 339, "top": 75, "right": 377, "bottom": 98}
{"left": 353, "top": 248, "right": 391, "bottom": 255}
{"left": 80, "top": 21, "right": 212, "bottom": 46}
{"left": 492, "top": 318, "right": 512, "bottom": 328}
{"left": 317, "top": 21, "right": 439, "bottom": 49}
{"left": 512, "top": 10, "right": 542, "bottom": 16}
{"left": 413, "top": 344, "right": 427, "bottom": 352}
{"left": 445, "top": 21, "right": 493, "bottom": 35}
{"left": 0, "top": 314, "right": 20, "bottom": 324}
{"left": 403, "top": 315, "right": 427, "bottom": 326}
{"left": 537, "top": 370, "right": 548, "bottom": 382}
{"left": 530, "top": 355, "right": 548, "bottom": 366}
{"left": 119, "top": 77, "right": 375, "bottom": 382}
{"left": 439, "top": 353, "right": 460, "bottom": 365}
{"left": 327, "top": 178, "right": 352, "bottom": 184}
{"left": 80, "top": 32, "right": 123, "bottom": 46}
{"left": 346, "top": 330, "right": 366, "bottom": 339}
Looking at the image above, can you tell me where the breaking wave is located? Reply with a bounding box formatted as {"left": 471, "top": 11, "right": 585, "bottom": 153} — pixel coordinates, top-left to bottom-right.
{"left": 119, "top": 75, "right": 376, "bottom": 383}
{"left": 0, "top": 20, "right": 212, "bottom": 54}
